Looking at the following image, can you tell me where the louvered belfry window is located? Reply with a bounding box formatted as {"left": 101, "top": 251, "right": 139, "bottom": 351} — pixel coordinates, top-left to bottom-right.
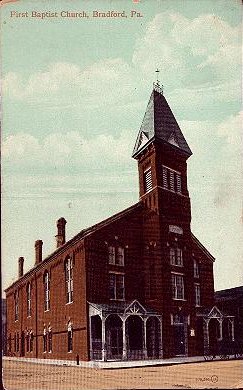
{"left": 162, "top": 165, "right": 182, "bottom": 194}
{"left": 144, "top": 168, "right": 152, "bottom": 193}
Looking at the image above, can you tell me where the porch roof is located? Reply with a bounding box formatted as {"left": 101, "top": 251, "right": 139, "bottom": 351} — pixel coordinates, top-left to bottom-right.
{"left": 88, "top": 300, "right": 159, "bottom": 317}
{"left": 196, "top": 305, "right": 234, "bottom": 319}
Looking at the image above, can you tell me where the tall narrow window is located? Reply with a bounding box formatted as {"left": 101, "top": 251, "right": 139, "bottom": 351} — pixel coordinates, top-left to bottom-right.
{"left": 65, "top": 257, "right": 73, "bottom": 304}
{"left": 48, "top": 325, "right": 52, "bottom": 353}
{"left": 67, "top": 321, "right": 73, "bottom": 352}
{"left": 43, "top": 327, "right": 47, "bottom": 352}
{"left": 162, "top": 166, "right": 168, "bottom": 189}
{"left": 144, "top": 168, "right": 152, "bottom": 193}
{"left": 193, "top": 259, "right": 199, "bottom": 278}
{"left": 169, "top": 170, "right": 175, "bottom": 191}
{"left": 30, "top": 331, "right": 34, "bottom": 352}
{"left": 14, "top": 290, "right": 19, "bottom": 321}
{"left": 27, "top": 282, "right": 31, "bottom": 317}
{"left": 176, "top": 173, "right": 182, "bottom": 193}
{"left": 16, "top": 333, "right": 19, "bottom": 352}
{"left": 109, "top": 273, "right": 125, "bottom": 300}
{"left": 44, "top": 271, "right": 50, "bottom": 311}
{"left": 26, "top": 331, "right": 30, "bottom": 353}
{"left": 195, "top": 284, "right": 201, "bottom": 306}
{"left": 117, "top": 247, "right": 124, "bottom": 266}
{"left": 172, "top": 273, "right": 185, "bottom": 300}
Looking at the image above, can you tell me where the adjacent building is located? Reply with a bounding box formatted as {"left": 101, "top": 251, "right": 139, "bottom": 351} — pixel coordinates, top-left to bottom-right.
{"left": 5, "top": 83, "right": 234, "bottom": 362}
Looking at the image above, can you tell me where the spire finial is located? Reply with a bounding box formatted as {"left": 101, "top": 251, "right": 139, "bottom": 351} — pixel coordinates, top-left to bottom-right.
{"left": 154, "top": 69, "right": 164, "bottom": 95}
{"left": 155, "top": 68, "right": 160, "bottom": 85}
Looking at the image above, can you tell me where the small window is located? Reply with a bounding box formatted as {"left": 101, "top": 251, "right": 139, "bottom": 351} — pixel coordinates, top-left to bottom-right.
{"left": 170, "top": 247, "right": 183, "bottom": 266}
{"left": 109, "top": 273, "right": 125, "bottom": 300}
{"left": 193, "top": 260, "right": 199, "bottom": 278}
{"left": 108, "top": 246, "right": 115, "bottom": 265}
{"left": 172, "top": 274, "right": 184, "bottom": 300}
{"left": 67, "top": 321, "right": 73, "bottom": 352}
{"left": 65, "top": 258, "right": 73, "bottom": 304}
{"left": 162, "top": 165, "right": 182, "bottom": 194}
{"left": 144, "top": 169, "right": 152, "bottom": 193}
{"left": 108, "top": 245, "right": 125, "bottom": 266}
{"left": 195, "top": 284, "right": 201, "bottom": 306}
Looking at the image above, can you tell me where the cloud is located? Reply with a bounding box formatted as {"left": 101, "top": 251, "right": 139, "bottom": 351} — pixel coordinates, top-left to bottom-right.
{"left": 3, "top": 59, "right": 136, "bottom": 106}
{"left": 132, "top": 11, "right": 241, "bottom": 87}
{"left": 2, "top": 128, "right": 135, "bottom": 173}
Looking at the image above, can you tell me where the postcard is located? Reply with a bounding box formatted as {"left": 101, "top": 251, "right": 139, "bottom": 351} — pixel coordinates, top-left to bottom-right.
{"left": 1, "top": 0, "right": 242, "bottom": 389}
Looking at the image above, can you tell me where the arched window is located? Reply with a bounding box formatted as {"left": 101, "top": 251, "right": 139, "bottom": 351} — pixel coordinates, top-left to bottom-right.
{"left": 44, "top": 271, "right": 50, "bottom": 311}
{"left": 67, "top": 321, "right": 73, "bottom": 352}
{"left": 65, "top": 258, "right": 73, "bottom": 304}
{"left": 14, "top": 290, "right": 19, "bottom": 321}
{"left": 26, "top": 282, "right": 31, "bottom": 317}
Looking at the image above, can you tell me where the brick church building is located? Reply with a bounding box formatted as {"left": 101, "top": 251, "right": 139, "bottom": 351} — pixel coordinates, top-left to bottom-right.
{"left": 5, "top": 83, "right": 235, "bottom": 362}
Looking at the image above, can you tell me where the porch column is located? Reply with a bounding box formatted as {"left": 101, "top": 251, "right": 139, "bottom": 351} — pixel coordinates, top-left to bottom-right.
{"left": 89, "top": 316, "right": 93, "bottom": 360}
{"left": 122, "top": 318, "right": 127, "bottom": 360}
{"left": 102, "top": 318, "right": 107, "bottom": 361}
{"left": 230, "top": 319, "right": 235, "bottom": 341}
{"left": 143, "top": 318, "right": 148, "bottom": 359}
{"left": 203, "top": 318, "right": 210, "bottom": 355}
{"left": 219, "top": 319, "right": 223, "bottom": 341}
{"left": 159, "top": 316, "right": 163, "bottom": 358}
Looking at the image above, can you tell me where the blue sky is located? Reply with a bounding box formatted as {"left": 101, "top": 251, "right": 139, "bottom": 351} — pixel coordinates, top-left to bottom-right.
{"left": 1, "top": 0, "right": 242, "bottom": 294}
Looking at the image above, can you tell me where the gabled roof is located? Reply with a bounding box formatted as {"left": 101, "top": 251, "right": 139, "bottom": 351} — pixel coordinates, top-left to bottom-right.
{"left": 5, "top": 202, "right": 142, "bottom": 293}
{"left": 132, "top": 87, "right": 192, "bottom": 158}
{"left": 191, "top": 233, "right": 215, "bottom": 262}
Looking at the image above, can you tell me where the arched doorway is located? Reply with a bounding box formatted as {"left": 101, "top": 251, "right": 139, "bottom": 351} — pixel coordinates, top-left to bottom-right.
{"left": 126, "top": 315, "right": 143, "bottom": 359}
{"left": 208, "top": 318, "right": 220, "bottom": 356}
{"left": 90, "top": 315, "right": 102, "bottom": 360}
{"left": 146, "top": 316, "right": 161, "bottom": 358}
{"left": 106, "top": 315, "right": 123, "bottom": 360}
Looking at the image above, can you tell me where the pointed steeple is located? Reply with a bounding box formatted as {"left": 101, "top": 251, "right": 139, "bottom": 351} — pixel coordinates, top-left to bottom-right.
{"left": 132, "top": 85, "right": 192, "bottom": 158}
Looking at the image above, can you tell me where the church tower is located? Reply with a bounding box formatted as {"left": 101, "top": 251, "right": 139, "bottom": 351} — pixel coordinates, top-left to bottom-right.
{"left": 132, "top": 82, "right": 192, "bottom": 225}
{"left": 132, "top": 82, "right": 194, "bottom": 322}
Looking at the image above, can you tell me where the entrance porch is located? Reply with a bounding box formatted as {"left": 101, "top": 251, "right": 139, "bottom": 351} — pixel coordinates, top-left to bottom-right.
{"left": 88, "top": 300, "right": 162, "bottom": 361}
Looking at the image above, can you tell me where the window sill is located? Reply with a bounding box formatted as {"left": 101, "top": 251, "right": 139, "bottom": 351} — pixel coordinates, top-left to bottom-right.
{"left": 44, "top": 309, "right": 50, "bottom": 313}
{"left": 172, "top": 298, "right": 187, "bottom": 301}
{"left": 109, "top": 298, "right": 125, "bottom": 301}
{"left": 171, "top": 264, "right": 184, "bottom": 267}
{"left": 66, "top": 301, "right": 73, "bottom": 305}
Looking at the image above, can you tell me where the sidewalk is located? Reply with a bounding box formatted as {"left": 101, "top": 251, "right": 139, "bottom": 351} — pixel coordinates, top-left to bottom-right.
{"left": 3, "top": 355, "right": 237, "bottom": 369}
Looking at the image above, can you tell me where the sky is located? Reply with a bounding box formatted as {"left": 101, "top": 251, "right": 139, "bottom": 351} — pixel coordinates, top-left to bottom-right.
{"left": 1, "top": 0, "right": 242, "bottom": 295}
